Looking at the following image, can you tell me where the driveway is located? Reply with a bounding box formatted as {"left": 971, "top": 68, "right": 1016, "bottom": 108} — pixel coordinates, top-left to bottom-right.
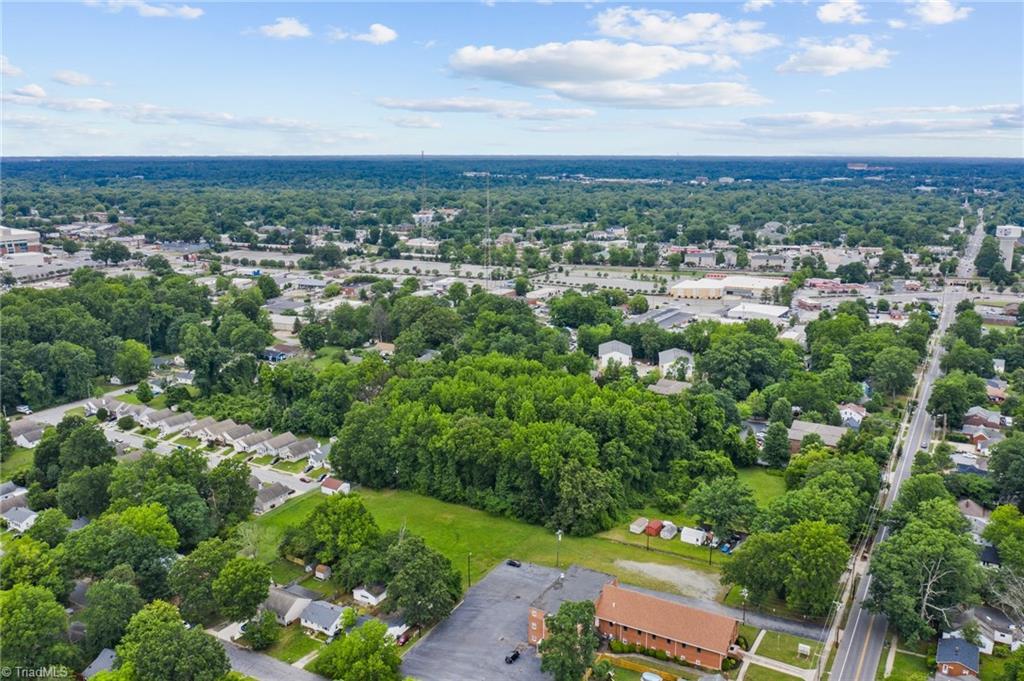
{"left": 220, "top": 642, "right": 323, "bottom": 681}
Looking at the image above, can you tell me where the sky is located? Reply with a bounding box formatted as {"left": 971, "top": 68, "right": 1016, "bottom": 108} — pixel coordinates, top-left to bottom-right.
{"left": 1, "top": 0, "right": 1022, "bottom": 157}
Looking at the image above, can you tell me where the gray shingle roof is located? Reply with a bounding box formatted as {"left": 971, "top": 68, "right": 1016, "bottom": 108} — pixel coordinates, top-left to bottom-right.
{"left": 301, "top": 600, "right": 345, "bottom": 631}
{"left": 936, "top": 637, "right": 979, "bottom": 672}
{"left": 598, "top": 340, "right": 632, "bottom": 357}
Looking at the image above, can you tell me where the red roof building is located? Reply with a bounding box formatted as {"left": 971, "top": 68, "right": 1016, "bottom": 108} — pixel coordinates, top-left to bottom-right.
{"left": 644, "top": 520, "right": 664, "bottom": 536}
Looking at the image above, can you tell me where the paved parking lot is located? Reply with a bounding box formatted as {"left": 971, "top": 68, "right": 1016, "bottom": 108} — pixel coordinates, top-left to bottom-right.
{"left": 402, "top": 562, "right": 609, "bottom": 681}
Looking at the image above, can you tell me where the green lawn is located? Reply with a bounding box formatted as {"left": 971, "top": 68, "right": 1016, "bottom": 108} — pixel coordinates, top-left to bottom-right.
{"left": 174, "top": 436, "right": 202, "bottom": 448}
{"left": 739, "top": 624, "right": 761, "bottom": 649}
{"left": 880, "top": 650, "right": 929, "bottom": 680}
{"left": 244, "top": 488, "right": 727, "bottom": 598}
{"left": 250, "top": 454, "right": 275, "bottom": 466}
{"left": 265, "top": 624, "right": 322, "bottom": 664}
{"left": 65, "top": 406, "right": 86, "bottom": 418}
{"left": 737, "top": 467, "right": 787, "bottom": 508}
{"left": 307, "top": 467, "right": 328, "bottom": 479}
{"left": 273, "top": 459, "right": 309, "bottom": 474}
{"left": 598, "top": 526, "right": 729, "bottom": 568}
{"left": 1, "top": 447, "right": 34, "bottom": 482}
{"left": 311, "top": 346, "right": 348, "bottom": 372}
{"left": 722, "top": 585, "right": 812, "bottom": 623}
{"left": 744, "top": 664, "right": 800, "bottom": 681}
{"left": 269, "top": 558, "right": 307, "bottom": 585}
{"left": 117, "top": 393, "right": 167, "bottom": 409}
{"left": 754, "top": 630, "right": 823, "bottom": 669}
{"left": 980, "top": 655, "right": 1007, "bottom": 681}
{"left": 135, "top": 427, "right": 160, "bottom": 438}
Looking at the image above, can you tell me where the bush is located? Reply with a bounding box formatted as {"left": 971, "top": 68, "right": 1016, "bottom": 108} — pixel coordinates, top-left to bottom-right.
{"left": 654, "top": 489, "right": 682, "bottom": 514}
{"left": 242, "top": 610, "right": 280, "bottom": 651}
{"left": 117, "top": 416, "right": 136, "bottom": 430}
{"left": 993, "top": 643, "right": 1011, "bottom": 658}
{"left": 96, "top": 407, "right": 110, "bottom": 422}
{"left": 722, "top": 657, "right": 739, "bottom": 671}
{"left": 654, "top": 649, "right": 669, "bottom": 661}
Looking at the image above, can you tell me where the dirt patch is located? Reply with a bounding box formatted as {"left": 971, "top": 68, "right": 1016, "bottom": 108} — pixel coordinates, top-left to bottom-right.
{"left": 613, "top": 559, "right": 722, "bottom": 600}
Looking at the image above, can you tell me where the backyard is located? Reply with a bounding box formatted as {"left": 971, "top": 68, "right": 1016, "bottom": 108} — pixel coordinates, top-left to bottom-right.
{"left": 1, "top": 447, "right": 34, "bottom": 482}
{"left": 736, "top": 467, "right": 787, "bottom": 508}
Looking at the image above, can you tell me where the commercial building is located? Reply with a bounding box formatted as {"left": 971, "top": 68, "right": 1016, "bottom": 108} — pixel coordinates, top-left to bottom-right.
{"left": 670, "top": 275, "right": 784, "bottom": 300}
{"left": 0, "top": 226, "right": 42, "bottom": 255}
{"left": 787, "top": 419, "right": 849, "bottom": 452}
{"left": 527, "top": 566, "right": 614, "bottom": 645}
{"left": 726, "top": 302, "right": 790, "bottom": 322}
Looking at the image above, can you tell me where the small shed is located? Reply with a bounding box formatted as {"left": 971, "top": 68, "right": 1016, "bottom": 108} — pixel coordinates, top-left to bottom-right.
{"left": 629, "top": 517, "right": 649, "bottom": 535}
{"left": 679, "top": 526, "right": 705, "bottom": 546}
{"left": 659, "top": 521, "right": 678, "bottom": 540}
{"left": 314, "top": 564, "right": 332, "bottom": 581}
{"left": 644, "top": 519, "right": 664, "bottom": 537}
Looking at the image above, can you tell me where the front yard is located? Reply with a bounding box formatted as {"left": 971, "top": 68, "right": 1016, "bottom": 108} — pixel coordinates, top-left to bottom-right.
{"left": 273, "top": 459, "right": 308, "bottom": 474}
{"left": 265, "top": 624, "right": 322, "bottom": 664}
{"left": 754, "top": 630, "right": 823, "bottom": 669}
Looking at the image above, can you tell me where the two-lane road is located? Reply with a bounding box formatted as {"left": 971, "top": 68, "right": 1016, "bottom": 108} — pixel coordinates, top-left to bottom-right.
{"left": 830, "top": 286, "right": 962, "bottom": 681}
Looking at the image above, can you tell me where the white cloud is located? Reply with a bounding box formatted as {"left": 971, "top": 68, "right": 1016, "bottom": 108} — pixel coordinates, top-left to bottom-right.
{"left": 84, "top": 0, "right": 203, "bottom": 20}
{"left": 53, "top": 70, "right": 96, "bottom": 87}
{"left": 2, "top": 114, "right": 114, "bottom": 137}
{"left": 877, "top": 103, "right": 1022, "bottom": 115}
{"left": 816, "top": 0, "right": 868, "bottom": 24}
{"left": 259, "top": 17, "right": 311, "bottom": 39}
{"left": 388, "top": 115, "right": 442, "bottom": 129}
{"left": 1, "top": 55, "right": 23, "bottom": 77}
{"left": 743, "top": 0, "right": 774, "bottom": 13}
{"left": 3, "top": 93, "right": 114, "bottom": 111}
{"left": 354, "top": 23, "right": 398, "bottom": 45}
{"left": 907, "top": 0, "right": 972, "bottom": 24}
{"left": 777, "top": 35, "right": 893, "bottom": 76}
{"left": 887, "top": 19, "right": 907, "bottom": 29}
{"left": 546, "top": 81, "right": 767, "bottom": 108}
{"left": 451, "top": 40, "right": 724, "bottom": 85}
{"left": 13, "top": 83, "right": 46, "bottom": 98}
{"left": 593, "top": 7, "right": 780, "bottom": 54}
{"left": 376, "top": 96, "right": 599, "bottom": 119}
{"left": 661, "top": 108, "right": 1021, "bottom": 139}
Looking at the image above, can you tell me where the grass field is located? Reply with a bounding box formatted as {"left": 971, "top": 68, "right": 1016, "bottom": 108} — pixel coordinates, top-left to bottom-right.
{"left": 174, "top": 436, "right": 202, "bottom": 448}
{"left": 877, "top": 649, "right": 929, "bottom": 680}
{"left": 737, "top": 467, "right": 787, "bottom": 507}
{"left": 1, "top": 447, "right": 34, "bottom": 482}
{"left": 243, "top": 488, "right": 728, "bottom": 597}
{"left": 744, "top": 664, "right": 800, "bottom": 681}
{"left": 754, "top": 630, "right": 823, "bottom": 669}
{"left": 251, "top": 455, "right": 275, "bottom": 466}
{"left": 981, "top": 654, "right": 1007, "bottom": 681}
{"left": 723, "top": 585, "right": 813, "bottom": 625}
{"left": 117, "top": 393, "right": 168, "bottom": 409}
{"left": 311, "top": 346, "right": 347, "bottom": 372}
{"left": 265, "top": 624, "right": 322, "bottom": 664}
{"left": 273, "top": 459, "right": 308, "bottom": 474}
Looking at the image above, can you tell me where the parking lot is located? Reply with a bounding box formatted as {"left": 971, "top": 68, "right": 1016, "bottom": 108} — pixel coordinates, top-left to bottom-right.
{"left": 402, "top": 562, "right": 609, "bottom": 681}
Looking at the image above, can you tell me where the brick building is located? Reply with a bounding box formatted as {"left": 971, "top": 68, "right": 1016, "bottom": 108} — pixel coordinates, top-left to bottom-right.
{"left": 594, "top": 583, "right": 738, "bottom": 671}
{"left": 527, "top": 566, "right": 613, "bottom": 645}
{"left": 0, "top": 226, "right": 42, "bottom": 255}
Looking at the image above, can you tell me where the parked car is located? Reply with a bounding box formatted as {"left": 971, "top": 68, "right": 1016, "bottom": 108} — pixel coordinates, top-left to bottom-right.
{"left": 506, "top": 559, "right": 522, "bottom": 568}
{"left": 299, "top": 476, "right": 310, "bottom": 483}
{"left": 397, "top": 628, "right": 419, "bottom": 646}
{"left": 505, "top": 650, "right": 520, "bottom": 664}
{"left": 15, "top": 405, "right": 32, "bottom": 415}
{"left": 316, "top": 473, "right": 328, "bottom": 482}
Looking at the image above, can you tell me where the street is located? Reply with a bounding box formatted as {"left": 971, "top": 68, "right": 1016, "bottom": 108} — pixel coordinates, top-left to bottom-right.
{"left": 830, "top": 285, "right": 963, "bottom": 681}
{"left": 957, "top": 208, "right": 985, "bottom": 279}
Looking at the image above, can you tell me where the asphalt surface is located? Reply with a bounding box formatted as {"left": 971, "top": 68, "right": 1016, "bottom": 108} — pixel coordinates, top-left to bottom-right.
{"left": 830, "top": 286, "right": 962, "bottom": 681}
{"left": 957, "top": 209, "right": 985, "bottom": 279}
{"left": 221, "top": 642, "right": 323, "bottom": 681}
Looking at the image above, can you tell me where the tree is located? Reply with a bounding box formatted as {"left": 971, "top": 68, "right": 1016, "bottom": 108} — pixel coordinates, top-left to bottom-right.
{"left": 242, "top": 609, "right": 281, "bottom": 650}
{"left": 514, "top": 276, "right": 530, "bottom": 297}
{"left": 299, "top": 322, "right": 328, "bottom": 352}
{"left": 984, "top": 505, "right": 1024, "bottom": 571}
{"left": 255, "top": 274, "right": 281, "bottom": 300}
{"left": 83, "top": 573, "right": 144, "bottom": 657}
{"left": 866, "top": 499, "right": 983, "bottom": 644}
{"left": 870, "top": 346, "right": 918, "bottom": 398}
{"left": 59, "top": 422, "right": 115, "bottom": 476}
{"left": 136, "top": 380, "right": 153, "bottom": 404}
{"left": 687, "top": 477, "right": 757, "bottom": 560}
{"left": 117, "top": 601, "right": 230, "bottom": 681}
{"left": 145, "top": 255, "right": 173, "bottom": 276}
{"left": 117, "top": 415, "right": 136, "bottom": 430}
{"left": 763, "top": 421, "right": 791, "bottom": 468}
{"left": 0, "top": 584, "right": 74, "bottom": 670}
{"left": 207, "top": 459, "right": 256, "bottom": 529}
{"left": 769, "top": 397, "right": 793, "bottom": 427}
{"left": 539, "top": 600, "right": 599, "bottom": 681}
{"left": 26, "top": 508, "right": 71, "bottom": 547}
{"left": 991, "top": 435, "right": 1024, "bottom": 505}
{"left": 627, "top": 294, "right": 649, "bottom": 315}
{"left": 168, "top": 537, "right": 236, "bottom": 624}
{"left": 386, "top": 536, "right": 461, "bottom": 627}
{"left": 62, "top": 238, "right": 81, "bottom": 254}
{"left": 836, "top": 261, "right": 869, "bottom": 284}
{"left": 927, "top": 370, "right": 987, "bottom": 428}
{"left": 58, "top": 463, "right": 113, "bottom": 518}
{"left": 211, "top": 557, "right": 270, "bottom": 622}
{"left": 974, "top": 236, "right": 1002, "bottom": 277}
{"left": 309, "top": 493, "right": 381, "bottom": 564}
{"left": 115, "top": 339, "right": 152, "bottom": 384}
{"left": 92, "top": 240, "right": 132, "bottom": 265}
{"left": 887, "top": 473, "right": 956, "bottom": 532}
{"left": 0, "top": 535, "right": 70, "bottom": 599}
{"left": 309, "top": 619, "right": 402, "bottom": 681}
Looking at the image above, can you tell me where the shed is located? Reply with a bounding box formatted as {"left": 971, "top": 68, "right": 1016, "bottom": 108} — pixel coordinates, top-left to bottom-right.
{"left": 644, "top": 519, "right": 665, "bottom": 537}
{"left": 679, "top": 527, "right": 706, "bottom": 546}
{"left": 629, "top": 517, "right": 649, "bottom": 535}
{"left": 659, "top": 521, "right": 678, "bottom": 540}
{"left": 314, "top": 564, "right": 332, "bottom": 581}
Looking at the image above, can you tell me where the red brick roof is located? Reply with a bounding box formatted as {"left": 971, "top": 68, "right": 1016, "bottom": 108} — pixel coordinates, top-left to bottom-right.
{"left": 595, "top": 583, "right": 737, "bottom": 655}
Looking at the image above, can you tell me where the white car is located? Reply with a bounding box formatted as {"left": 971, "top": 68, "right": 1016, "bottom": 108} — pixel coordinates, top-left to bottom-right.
{"left": 15, "top": 405, "right": 32, "bottom": 415}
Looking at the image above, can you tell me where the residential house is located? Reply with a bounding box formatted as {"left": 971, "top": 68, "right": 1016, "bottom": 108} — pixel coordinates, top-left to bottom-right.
{"left": 658, "top": 348, "right": 692, "bottom": 380}
{"left": 597, "top": 340, "right": 633, "bottom": 371}
{"left": 182, "top": 416, "right": 217, "bottom": 439}
{"left": 838, "top": 403, "right": 868, "bottom": 430}
{"left": 958, "top": 498, "right": 991, "bottom": 541}
{"left": 981, "top": 545, "right": 1002, "bottom": 569}
{"left": 353, "top": 585, "right": 388, "bottom": 607}
{"left": 963, "top": 406, "right": 1004, "bottom": 430}
{"left": 2, "top": 507, "right": 37, "bottom": 533}
{"left": 83, "top": 649, "right": 116, "bottom": 680}
{"left": 0, "top": 481, "right": 28, "bottom": 512}
{"left": 321, "top": 478, "right": 349, "bottom": 496}
{"left": 935, "top": 637, "right": 979, "bottom": 679}
{"left": 200, "top": 419, "right": 240, "bottom": 444}
{"left": 280, "top": 437, "right": 320, "bottom": 462}
{"left": 10, "top": 419, "right": 44, "bottom": 448}
{"left": 262, "top": 586, "right": 312, "bottom": 626}
{"left": 234, "top": 429, "right": 273, "bottom": 453}
{"left": 594, "top": 583, "right": 739, "bottom": 671}
{"left": 258, "top": 432, "right": 298, "bottom": 457}
{"left": 156, "top": 412, "right": 195, "bottom": 437}
{"left": 987, "top": 384, "right": 1008, "bottom": 404}
{"left": 84, "top": 396, "right": 120, "bottom": 417}
{"left": 972, "top": 605, "right": 1020, "bottom": 650}
{"left": 787, "top": 420, "right": 849, "bottom": 452}
{"left": 138, "top": 408, "right": 175, "bottom": 429}
{"left": 300, "top": 601, "right": 347, "bottom": 637}
{"left": 221, "top": 424, "right": 255, "bottom": 448}
{"left": 382, "top": 614, "right": 410, "bottom": 640}
{"left": 253, "top": 482, "right": 292, "bottom": 514}
{"left": 307, "top": 445, "right": 329, "bottom": 470}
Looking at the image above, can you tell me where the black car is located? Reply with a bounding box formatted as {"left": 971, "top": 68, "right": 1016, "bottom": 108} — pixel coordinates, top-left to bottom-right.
{"left": 505, "top": 650, "right": 520, "bottom": 664}
{"left": 506, "top": 559, "right": 522, "bottom": 568}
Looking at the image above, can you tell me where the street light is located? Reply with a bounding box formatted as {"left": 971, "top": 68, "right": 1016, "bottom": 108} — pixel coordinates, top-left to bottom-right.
{"left": 555, "top": 529, "right": 563, "bottom": 568}
{"left": 741, "top": 588, "right": 749, "bottom": 625}
{"left": 467, "top": 552, "right": 472, "bottom": 588}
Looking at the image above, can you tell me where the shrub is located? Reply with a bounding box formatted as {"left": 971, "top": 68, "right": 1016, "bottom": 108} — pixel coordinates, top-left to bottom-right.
{"left": 722, "top": 658, "right": 739, "bottom": 671}
{"left": 117, "top": 416, "right": 136, "bottom": 430}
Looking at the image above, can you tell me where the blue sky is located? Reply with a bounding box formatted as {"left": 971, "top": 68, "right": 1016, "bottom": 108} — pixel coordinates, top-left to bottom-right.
{"left": 2, "top": 0, "right": 1021, "bottom": 156}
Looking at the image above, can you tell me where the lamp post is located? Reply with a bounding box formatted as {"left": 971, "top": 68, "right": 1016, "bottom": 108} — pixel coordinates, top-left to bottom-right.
{"left": 467, "top": 552, "right": 472, "bottom": 588}
{"left": 555, "top": 529, "right": 563, "bottom": 568}
{"left": 741, "top": 588, "right": 749, "bottom": 625}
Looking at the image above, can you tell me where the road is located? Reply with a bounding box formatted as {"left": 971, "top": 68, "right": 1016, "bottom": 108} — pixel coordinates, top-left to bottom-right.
{"left": 957, "top": 208, "right": 985, "bottom": 278}
{"left": 830, "top": 285, "right": 963, "bottom": 681}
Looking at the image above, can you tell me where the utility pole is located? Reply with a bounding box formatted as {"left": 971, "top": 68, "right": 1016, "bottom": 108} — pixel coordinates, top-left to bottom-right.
{"left": 555, "top": 529, "right": 563, "bottom": 568}
{"left": 467, "top": 552, "right": 472, "bottom": 588}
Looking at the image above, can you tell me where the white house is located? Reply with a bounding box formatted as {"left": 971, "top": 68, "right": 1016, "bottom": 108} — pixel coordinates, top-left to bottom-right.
{"left": 262, "top": 586, "right": 312, "bottom": 626}
{"left": 352, "top": 584, "right": 388, "bottom": 607}
{"left": 300, "top": 601, "right": 347, "bottom": 637}
{"left": 258, "top": 432, "right": 298, "bottom": 457}
{"left": 657, "top": 348, "right": 692, "bottom": 380}
{"left": 320, "top": 478, "right": 350, "bottom": 496}
{"left": 280, "top": 437, "right": 319, "bottom": 462}
{"left": 10, "top": 419, "right": 44, "bottom": 449}
{"left": 597, "top": 340, "right": 633, "bottom": 371}
{"left": 253, "top": 482, "right": 292, "bottom": 514}
{"left": 2, "top": 507, "right": 37, "bottom": 533}
{"left": 157, "top": 412, "right": 195, "bottom": 437}
{"left": 0, "top": 481, "right": 28, "bottom": 512}
{"left": 138, "top": 408, "right": 175, "bottom": 428}
{"left": 235, "top": 429, "right": 273, "bottom": 453}
{"left": 838, "top": 403, "right": 868, "bottom": 430}
{"left": 221, "top": 424, "right": 255, "bottom": 447}
{"left": 182, "top": 416, "right": 217, "bottom": 439}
